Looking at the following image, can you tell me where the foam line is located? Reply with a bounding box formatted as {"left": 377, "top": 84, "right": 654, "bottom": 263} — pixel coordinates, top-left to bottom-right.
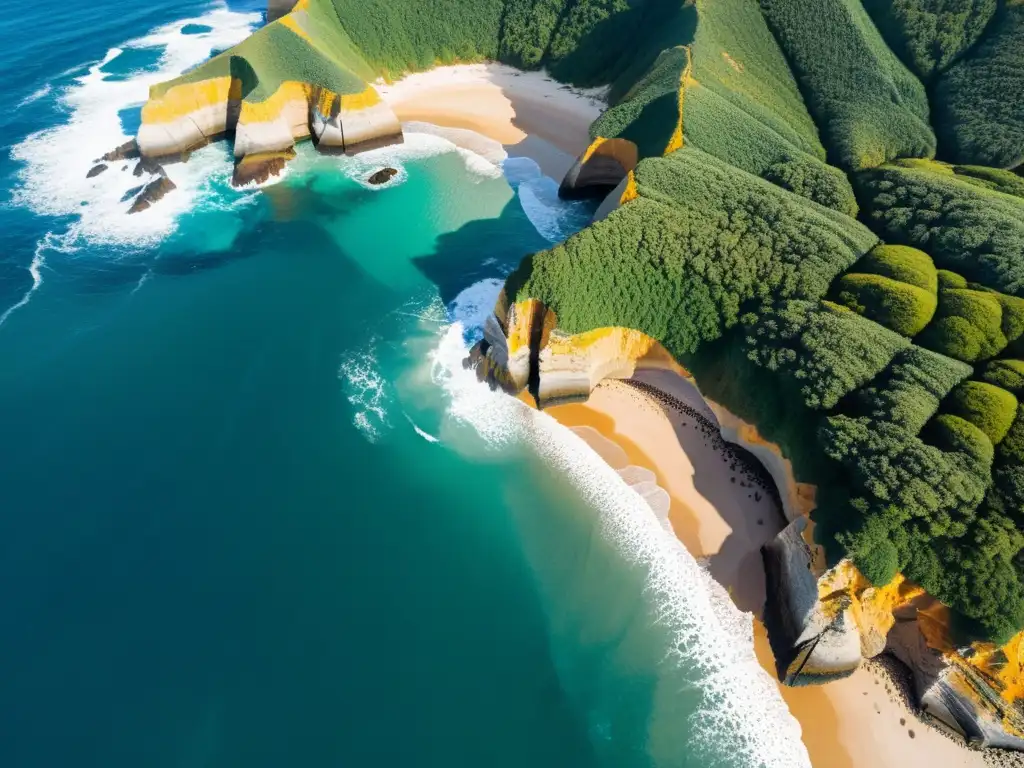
{"left": 0, "top": 244, "right": 46, "bottom": 330}
{"left": 16, "top": 83, "right": 52, "bottom": 109}
{"left": 431, "top": 322, "right": 812, "bottom": 767}
{"left": 9, "top": 3, "right": 260, "bottom": 247}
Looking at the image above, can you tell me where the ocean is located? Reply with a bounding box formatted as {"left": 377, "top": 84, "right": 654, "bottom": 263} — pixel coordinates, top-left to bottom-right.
{"left": 0, "top": 2, "right": 809, "bottom": 766}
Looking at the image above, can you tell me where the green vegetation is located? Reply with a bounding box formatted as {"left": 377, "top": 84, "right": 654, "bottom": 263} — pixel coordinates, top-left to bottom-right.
{"left": 860, "top": 0, "right": 997, "bottom": 81}
{"left": 831, "top": 245, "right": 938, "bottom": 336}
{"left": 850, "top": 345, "right": 971, "bottom": 433}
{"left": 952, "top": 165, "right": 1024, "bottom": 199}
{"left": 943, "top": 381, "right": 1019, "bottom": 445}
{"left": 147, "top": 0, "right": 1024, "bottom": 643}
{"left": 855, "top": 163, "right": 1024, "bottom": 298}
{"left": 326, "top": 0, "right": 504, "bottom": 75}
{"left": 916, "top": 271, "right": 1024, "bottom": 363}
{"left": 982, "top": 360, "right": 1024, "bottom": 394}
{"left": 934, "top": 2, "right": 1024, "bottom": 168}
{"left": 759, "top": 0, "right": 935, "bottom": 169}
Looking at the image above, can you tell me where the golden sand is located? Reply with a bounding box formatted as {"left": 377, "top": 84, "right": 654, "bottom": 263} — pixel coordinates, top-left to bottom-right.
{"left": 547, "top": 376, "right": 987, "bottom": 767}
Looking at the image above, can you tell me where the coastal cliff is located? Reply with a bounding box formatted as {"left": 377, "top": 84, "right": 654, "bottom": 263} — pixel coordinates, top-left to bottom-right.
{"left": 134, "top": 2, "right": 403, "bottom": 191}
{"left": 468, "top": 298, "right": 1024, "bottom": 750}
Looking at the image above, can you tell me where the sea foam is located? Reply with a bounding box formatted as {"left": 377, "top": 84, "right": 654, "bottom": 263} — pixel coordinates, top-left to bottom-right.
{"left": 431, "top": 322, "right": 812, "bottom": 768}
{"left": 9, "top": 4, "right": 260, "bottom": 248}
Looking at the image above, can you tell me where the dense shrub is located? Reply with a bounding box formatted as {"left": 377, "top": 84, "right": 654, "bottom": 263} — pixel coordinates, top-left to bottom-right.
{"left": 326, "top": 0, "right": 504, "bottom": 75}
{"left": 943, "top": 381, "right": 1019, "bottom": 445}
{"left": 934, "top": 2, "right": 1024, "bottom": 168}
{"left": 498, "top": 0, "right": 569, "bottom": 69}
{"left": 858, "top": 245, "right": 938, "bottom": 292}
{"left": 860, "top": 0, "right": 997, "bottom": 80}
{"left": 590, "top": 47, "right": 688, "bottom": 160}
{"left": 953, "top": 165, "right": 1024, "bottom": 199}
{"left": 758, "top": 0, "right": 935, "bottom": 169}
{"left": 916, "top": 272, "right": 1024, "bottom": 363}
{"left": 832, "top": 273, "right": 936, "bottom": 337}
{"left": 822, "top": 415, "right": 989, "bottom": 542}
{"left": 762, "top": 157, "right": 858, "bottom": 216}
{"left": 855, "top": 164, "right": 1024, "bottom": 298}
{"left": 830, "top": 244, "right": 938, "bottom": 336}
{"left": 982, "top": 360, "right": 1024, "bottom": 395}
{"left": 927, "top": 413, "right": 995, "bottom": 466}
{"left": 511, "top": 149, "right": 876, "bottom": 357}
{"left": 742, "top": 300, "right": 908, "bottom": 410}
{"left": 852, "top": 345, "right": 971, "bottom": 433}
{"left": 854, "top": 521, "right": 901, "bottom": 586}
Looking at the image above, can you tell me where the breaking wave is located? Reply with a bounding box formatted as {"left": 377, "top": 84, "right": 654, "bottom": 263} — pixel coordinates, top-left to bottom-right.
{"left": 9, "top": 3, "right": 260, "bottom": 248}
{"left": 338, "top": 338, "right": 392, "bottom": 442}
{"left": 429, "top": 322, "right": 811, "bottom": 767}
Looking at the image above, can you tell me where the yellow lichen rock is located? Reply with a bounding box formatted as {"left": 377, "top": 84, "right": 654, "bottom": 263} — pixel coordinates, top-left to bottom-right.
{"left": 138, "top": 77, "right": 242, "bottom": 158}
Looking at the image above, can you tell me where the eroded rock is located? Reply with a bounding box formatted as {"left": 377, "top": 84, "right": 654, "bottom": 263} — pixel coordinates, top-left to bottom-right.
{"left": 231, "top": 149, "right": 294, "bottom": 187}
{"left": 367, "top": 167, "right": 398, "bottom": 185}
{"left": 86, "top": 164, "right": 108, "bottom": 178}
{"left": 101, "top": 139, "right": 141, "bottom": 162}
{"left": 128, "top": 177, "right": 176, "bottom": 214}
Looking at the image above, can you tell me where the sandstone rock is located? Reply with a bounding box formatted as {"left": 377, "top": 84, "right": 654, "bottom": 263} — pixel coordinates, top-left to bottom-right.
{"left": 367, "top": 167, "right": 398, "bottom": 185}
{"left": 761, "top": 520, "right": 862, "bottom": 686}
{"left": 887, "top": 606, "right": 1024, "bottom": 749}
{"left": 86, "top": 164, "right": 107, "bottom": 178}
{"left": 559, "top": 138, "right": 638, "bottom": 200}
{"left": 101, "top": 139, "right": 140, "bottom": 162}
{"left": 128, "top": 177, "right": 176, "bottom": 214}
{"left": 231, "top": 149, "right": 294, "bottom": 187}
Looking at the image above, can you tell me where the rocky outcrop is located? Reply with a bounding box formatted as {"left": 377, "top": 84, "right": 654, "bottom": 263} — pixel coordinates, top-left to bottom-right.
{"left": 559, "top": 137, "right": 638, "bottom": 200}
{"left": 232, "top": 149, "right": 295, "bottom": 187}
{"left": 86, "top": 164, "right": 107, "bottom": 178}
{"left": 267, "top": 0, "right": 298, "bottom": 22}
{"left": 761, "top": 520, "right": 862, "bottom": 685}
{"left": 137, "top": 77, "right": 241, "bottom": 160}
{"left": 132, "top": 157, "right": 164, "bottom": 177}
{"left": 128, "top": 177, "right": 176, "bottom": 214}
{"left": 101, "top": 140, "right": 141, "bottom": 162}
{"left": 137, "top": 78, "right": 402, "bottom": 166}
{"left": 887, "top": 604, "right": 1024, "bottom": 749}
{"left": 367, "top": 167, "right": 398, "bottom": 185}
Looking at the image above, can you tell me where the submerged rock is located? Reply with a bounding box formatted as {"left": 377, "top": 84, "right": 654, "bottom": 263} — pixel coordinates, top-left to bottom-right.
{"left": 101, "top": 139, "right": 141, "bottom": 162}
{"left": 127, "top": 176, "right": 176, "bottom": 214}
{"left": 86, "top": 164, "right": 107, "bottom": 178}
{"left": 367, "top": 167, "right": 398, "bottom": 185}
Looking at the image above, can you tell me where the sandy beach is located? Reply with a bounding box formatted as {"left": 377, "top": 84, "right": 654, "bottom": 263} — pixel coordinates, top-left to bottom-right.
{"left": 378, "top": 63, "right": 604, "bottom": 180}
{"left": 546, "top": 371, "right": 988, "bottom": 768}
{"left": 377, "top": 62, "right": 991, "bottom": 766}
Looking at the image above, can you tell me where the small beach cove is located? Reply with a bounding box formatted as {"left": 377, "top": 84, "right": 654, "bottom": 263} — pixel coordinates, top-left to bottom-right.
{"left": 545, "top": 368, "right": 990, "bottom": 768}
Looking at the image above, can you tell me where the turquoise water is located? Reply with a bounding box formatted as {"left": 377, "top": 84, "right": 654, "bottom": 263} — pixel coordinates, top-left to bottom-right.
{"left": 0, "top": 2, "right": 810, "bottom": 766}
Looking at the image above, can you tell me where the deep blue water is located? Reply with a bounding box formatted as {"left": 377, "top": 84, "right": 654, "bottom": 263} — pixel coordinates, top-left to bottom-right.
{"left": 0, "top": 2, "right": 810, "bottom": 767}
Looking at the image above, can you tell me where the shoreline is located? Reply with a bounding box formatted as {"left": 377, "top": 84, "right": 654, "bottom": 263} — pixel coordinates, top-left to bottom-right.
{"left": 378, "top": 63, "right": 603, "bottom": 181}
{"left": 545, "top": 373, "right": 988, "bottom": 768}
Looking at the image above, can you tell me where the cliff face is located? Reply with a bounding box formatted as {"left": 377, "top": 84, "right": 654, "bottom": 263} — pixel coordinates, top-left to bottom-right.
{"left": 138, "top": 77, "right": 402, "bottom": 184}
{"left": 469, "top": 298, "right": 1024, "bottom": 748}
{"left": 135, "top": 3, "right": 403, "bottom": 190}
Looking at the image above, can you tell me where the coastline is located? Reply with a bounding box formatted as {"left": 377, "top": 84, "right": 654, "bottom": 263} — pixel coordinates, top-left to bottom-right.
{"left": 545, "top": 374, "right": 988, "bottom": 768}
{"left": 373, "top": 62, "right": 987, "bottom": 766}
{"left": 377, "top": 63, "right": 604, "bottom": 180}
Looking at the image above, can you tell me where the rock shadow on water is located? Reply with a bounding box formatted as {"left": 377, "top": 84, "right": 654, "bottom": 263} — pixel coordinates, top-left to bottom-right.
{"left": 413, "top": 196, "right": 551, "bottom": 308}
